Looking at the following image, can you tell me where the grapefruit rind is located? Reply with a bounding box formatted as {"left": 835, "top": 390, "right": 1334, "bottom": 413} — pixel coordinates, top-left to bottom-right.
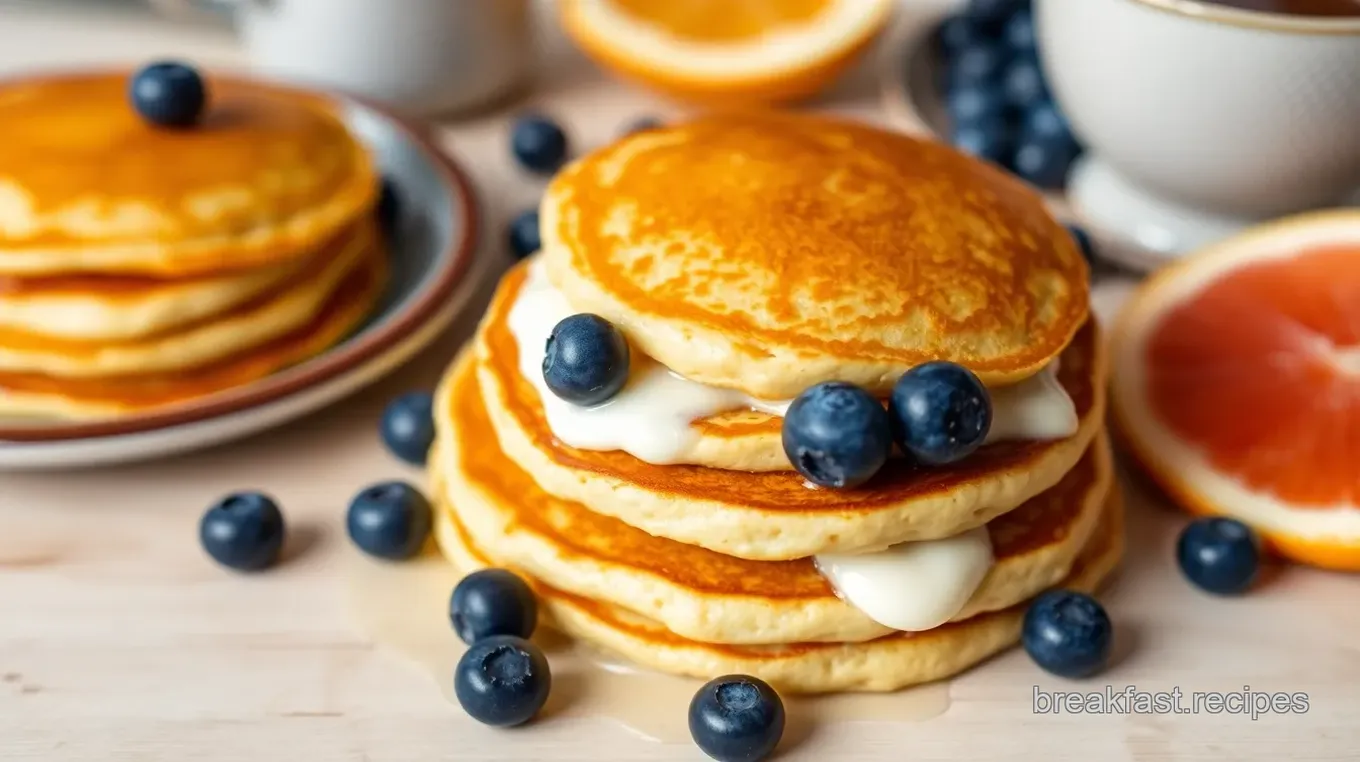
{"left": 559, "top": 0, "right": 893, "bottom": 105}
{"left": 1111, "top": 210, "right": 1360, "bottom": 572}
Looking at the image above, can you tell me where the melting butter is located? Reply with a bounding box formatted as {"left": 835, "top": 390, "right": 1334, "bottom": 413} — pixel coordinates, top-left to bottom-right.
{"left": 506, "top": 261, "right": 1079, "bottom": 465}
{"left": 815, "top": 528, "right": 994, "bottom": 632}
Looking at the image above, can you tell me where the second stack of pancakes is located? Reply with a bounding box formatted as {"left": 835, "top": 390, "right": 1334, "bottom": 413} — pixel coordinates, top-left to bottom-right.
{"left": 0, "top": 72, "right": 383, "bottom": 420}
{"left": 432, "top": 112, "right": 1118, "bottom": 694}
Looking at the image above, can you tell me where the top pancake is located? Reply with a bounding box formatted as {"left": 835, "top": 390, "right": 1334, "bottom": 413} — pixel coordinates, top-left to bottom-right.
{"left": 541, "top": 111, "right": 1089, "bottom": 398}
{"left": 0, "top": 72, "right": 377, "bottom": 276}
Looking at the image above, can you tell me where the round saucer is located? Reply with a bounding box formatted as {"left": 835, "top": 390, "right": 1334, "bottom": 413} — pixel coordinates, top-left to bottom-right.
{"left": 876, "top": 6, "right": 1164, "bottom": 273}
{"left": 0, "top": 79, "right": 483, "bottom": 470}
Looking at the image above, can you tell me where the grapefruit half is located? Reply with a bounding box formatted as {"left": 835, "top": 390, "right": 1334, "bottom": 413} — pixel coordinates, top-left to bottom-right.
{"left": 1112, "top": 210, "right": 1360, "bottom": 571}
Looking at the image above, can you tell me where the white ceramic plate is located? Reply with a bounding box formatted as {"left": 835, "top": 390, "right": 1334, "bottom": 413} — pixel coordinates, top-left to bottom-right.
{"left": 0, "top": 77, "right": 483, "bottom": 470}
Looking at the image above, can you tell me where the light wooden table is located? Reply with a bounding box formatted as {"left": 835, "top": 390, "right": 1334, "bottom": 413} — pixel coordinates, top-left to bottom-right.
{"left": 2, "top": 4, "right": 1357, "bottom": 761}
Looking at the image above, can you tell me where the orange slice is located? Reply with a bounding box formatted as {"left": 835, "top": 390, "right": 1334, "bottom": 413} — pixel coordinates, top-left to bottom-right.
{"left": 1112, "top": 210, "right": 1360, "bottom": 571}
{"left": 559, "top": 0, "right": 893, "bottom": 105}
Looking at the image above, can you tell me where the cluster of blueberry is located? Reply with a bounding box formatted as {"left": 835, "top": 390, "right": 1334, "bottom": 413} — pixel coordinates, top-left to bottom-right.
{"left": 936, "top": 0, "right": 1082, "bottom": 190}
{"left": 506, "top": 114, "right": 662, "bottom": 261}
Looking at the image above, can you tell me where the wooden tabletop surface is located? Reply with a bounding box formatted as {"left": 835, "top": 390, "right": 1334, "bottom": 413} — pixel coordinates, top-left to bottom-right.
{"left": 2, "top": 2, "right": 1357, "bottom": 760}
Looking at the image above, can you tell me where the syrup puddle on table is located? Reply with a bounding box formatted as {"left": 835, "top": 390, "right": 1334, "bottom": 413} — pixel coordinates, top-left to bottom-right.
{"left": 346, "top": 552, "right": 950, "bottom": 742}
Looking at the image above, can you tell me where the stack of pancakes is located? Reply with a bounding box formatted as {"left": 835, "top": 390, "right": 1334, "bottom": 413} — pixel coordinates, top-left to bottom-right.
{"left": 432, "top": 112, "right": 1118, "bottom": 693}
{"left": 0, "top": 73, "right": 384, "bottom": 420}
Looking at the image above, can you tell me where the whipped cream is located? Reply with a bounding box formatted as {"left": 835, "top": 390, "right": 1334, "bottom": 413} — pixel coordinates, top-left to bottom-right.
{"left": 506, "top": 260, "right": 1078, "bottom": 465}
{"left": 815, "top": 527, "right": 994, "bottom": 632}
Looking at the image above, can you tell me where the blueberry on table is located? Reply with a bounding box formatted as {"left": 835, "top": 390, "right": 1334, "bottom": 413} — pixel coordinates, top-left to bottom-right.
{"left": 200, "top": 492, "right": 285, "bottom": 571}
{"left": 450, "top": 568, "right": 538, "bottom": 644}
{"left": 889, "top": 361, "right": 992, "bottom": 465}
{"left": 542, "top": 314, "right": 631, "bottom": 406}
{"left": 379, "top": 391, "right": 435, "bottom": 466}
{"left": 1022, "top": 589, "right": 1113, "bottom": 679}
{"left": 781, "top": 382, "right": 893, "bottom": 489}
{"left": 346, "top": 481, "right": 432, "bottom": 561}
{"left": 1002, "top": 57, "right": 1049, "bottom": 108}
{"left": 508, "top": 208, "right": 541, "bottom": 260}
{"left": 454, "top": 635, "right": 551, "bottom": 727}
{"left": 936, "top": 15, "right": 989, "bottom": 58}
{"left": 129, "top": 60, "right": 206, "bottom": 127}
{"left": 1012, "top": 133, "right": 1080, "bottom": 190}
{"left": 946, "top": 83, "right": 1009, "bottom": 125}
{"left": 1022, "top": 100, "right": 1075, "bottom": 143}
{"left": 1003, "top": 7, "right": 1036, "bottom": 52}
{"left": 1177, "top": 517, "right": 1260, "bottom": 595}
{"left": 510, "top": 115, "right": 569, "bottom": 174}
{"left": 950, "top": 115, "right": 1014, "bottom": 165}
{"left": 947, "top": 44, "right": 1008, "bottom": 89}
{"left": 688, "top": 675, "right": 785, "bottom": 762}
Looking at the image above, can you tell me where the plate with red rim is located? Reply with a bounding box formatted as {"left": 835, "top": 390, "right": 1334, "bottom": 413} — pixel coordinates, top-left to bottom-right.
{"left": 0, "top": 76, "right": 484, "bottom": 470}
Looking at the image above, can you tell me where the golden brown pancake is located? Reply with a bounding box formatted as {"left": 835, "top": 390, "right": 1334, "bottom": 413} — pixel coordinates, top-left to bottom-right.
{"left": 483, "top": 259, "right": 1101, "bottom": 473}
{"left": 0, "top": 221, "right": 375, "bottom": 377}
{"left": 0, "top": 72, "right": 377, "bottom": 276}
{"left": 466, "top": 267, "right": 1106, "bottom": 559}
{"left": 433, "top": 347, "right": 1113, "bottom": 644}
{"left": 541, "top": 111, "right": 1089, "bottom": 398}
{"left": 436, "top": 485, "right": 1124, "bottom": 694}
{"left": 0, "top": 249, "right": 386, "bottom": 419}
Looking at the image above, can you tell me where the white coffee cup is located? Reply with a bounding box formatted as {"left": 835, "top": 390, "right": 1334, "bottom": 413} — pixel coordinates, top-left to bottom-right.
{"left": 1035, "top": 0, "right": 1360, "bottom": 262}
{"left": 153, "top": 0, "right": 532, "bottom": 116}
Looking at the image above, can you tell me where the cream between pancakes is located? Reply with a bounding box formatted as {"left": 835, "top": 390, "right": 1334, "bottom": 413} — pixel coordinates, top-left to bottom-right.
{"left": 507, "top": 260, "right": 1078, "bottom": 465}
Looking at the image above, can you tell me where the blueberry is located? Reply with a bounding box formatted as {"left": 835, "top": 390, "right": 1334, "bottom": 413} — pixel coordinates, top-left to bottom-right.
{"left": 377, "top": 177, "right": 399, "bottom": 234}
{"left": 346, "top": 481, "right": 432, "bottom": 561}
{"left": 508, "top": 209, "right": 540, "bottom": 260}
{"left": 129, "top": 60, "right": 206, "bottom": 128}
{"left": 936, "top": 16, "right": 989, "bottom": 58}
{"left": 688, "top": 675, "right": 785, "bottom": 762}
{"left": 1002, "top": 57, "right": 1049, "bottom": 108}
{"left": 947, "top": 43, "right": 1008, "bottom": 88}
{"left": 450, "top": 568, "right": 538, "bottom": 644}
{"left": 781, "top": 382, "right": 893, "bottom": 489}
{"left": 946, "top": 83, "right": 1009, "bottom": 126}
{"left": 379, "top": 391, "right": 434, "bottom": 465}
{"left": 1021, "top": 100, "right": 1074, "bottom": 143}
{"left": 950, "top": 115, "right": 1014, "bottom": 165}
{"left": 1011, "top": 133, "right": 1079, "bottom": 189}
{"left": 623, "top": 116, "right": 662, "bottom": 135}
{"left": 510, "top": 115, "right": 568, "bottom": 175}
{"left": 454, "top": 635, "right": 551, "bottom": 727}
{"left": 889, "top": 361, "right": 992, "bottom": 466}
{"left": 542, "top": 314, "right": 630, "bottom": 406}
{"left": 1177, "top": 517, "right": 1260, "bottom": 595}
{"left": 1022, "top": 589, "right": 1112, "bottom": 679}
{"left": 1003, "top": 8, "right": 1036, "bottom": 52}
{"left": 199, "top": 492, "right": 285, "bottom": 571}
{"left": 964, "top": 0, "right": 1028, "bottom": 26}
{"left": 1066, "top": 224, "right": 1096, "bottom": 264}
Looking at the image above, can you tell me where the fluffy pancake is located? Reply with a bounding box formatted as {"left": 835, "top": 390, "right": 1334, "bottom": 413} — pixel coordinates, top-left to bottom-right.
{"left": 0, "top": 247, "right": 313, "bottom": 341}
{"left": 468, "top": 289, "right": 1106, "bottom": 560}
{"left": 0, "top": 247, "right": 386, "bottom": 419}
{"left": 541, "top": 111, "right": 1089, "bottom": 398}
{"left": 436, "top": 484, "right": 1124, "bottom": 694}
{"left": 0, "top": 221, "right": 376, "bottom": 378}
{"left": 434, "top": 347, "right": 1113, "bottom": 644}
{"left": 483, "top": 259, "right": 1098, "bottom": 473}
{"left": 0, "top": 72, "right": 377, "bottom": 276}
